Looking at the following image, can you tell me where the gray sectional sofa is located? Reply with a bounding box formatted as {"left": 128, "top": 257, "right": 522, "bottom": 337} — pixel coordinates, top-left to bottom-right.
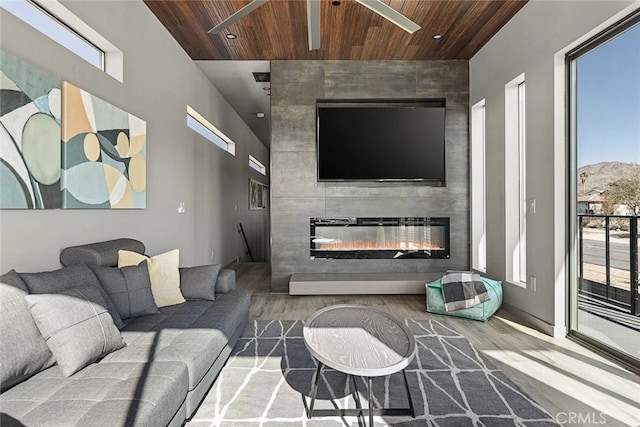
{"left": 0, "top": 239, "right": 250, "bottom": 426}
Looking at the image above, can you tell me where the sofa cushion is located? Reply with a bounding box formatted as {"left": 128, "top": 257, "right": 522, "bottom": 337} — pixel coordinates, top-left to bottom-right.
{"left": 0, "top": 282, "right": 55, "bottom": 392}
{"left": 25, "top": 285, "right": 125, "bottom": 377}
{"left": 197, "top": 288, "right": 251, "bottom": 338}
{"left": 179, "top": 264, "right": 220, "bottom": 301}
{"left": 59, "top": 238, "right": 145, "bottom": 267}
{"left": 19, "top": 265, "right": 100, "bottom": 294}
{"left": 18, "top": 265, "right": 125, "bottom": 329}
{"left": 119, "top": 249, "right": 186, "bottom": 308}
{"left": 102, "top": 290, "right": 251, "bottom": 390}
{"left": 89, "top": 261, "right": 159, "bottom": 320}
{"left": 0, "top": 360, "right": 188, "bottom": 427}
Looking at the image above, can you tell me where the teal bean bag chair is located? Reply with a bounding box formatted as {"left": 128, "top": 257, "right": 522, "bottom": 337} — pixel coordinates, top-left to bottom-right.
{"left": 426, "top": 276, "right": 503, "bottom": 321}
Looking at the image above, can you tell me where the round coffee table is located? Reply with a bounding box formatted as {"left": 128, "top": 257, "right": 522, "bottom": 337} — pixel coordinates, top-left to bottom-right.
{"left": 303, "top": 304, "right": 416, "bottom": 426}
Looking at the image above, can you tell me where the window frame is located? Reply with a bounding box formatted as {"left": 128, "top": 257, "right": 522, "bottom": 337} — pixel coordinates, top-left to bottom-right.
{"left": 1, "top": 0, "right": 123, "bottom": 81}
{"left": 505, "top": 73, "right": 527, "bottom": 287}
{"left": 471, "top": 99, "right": 487, "bottom": 272}
{"left": 249, "top": 155, "right": 266, "bottom": 175}
{"left": 517, "top": 81, "right": 527, "bottom": 284}
{"left": 565, "top": 10, "right": 640, "bottom": 366}
{"left": 186, "top": 106, "right": 236, "bottom": 155}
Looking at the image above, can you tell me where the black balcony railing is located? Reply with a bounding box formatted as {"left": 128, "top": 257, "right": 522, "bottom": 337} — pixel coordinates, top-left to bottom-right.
{"left": 578, "top": 214, "right": 639, "bottom": 317}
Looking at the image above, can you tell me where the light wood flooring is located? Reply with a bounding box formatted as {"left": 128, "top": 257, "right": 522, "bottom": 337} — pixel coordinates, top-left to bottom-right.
{"left": 232, "top": 263, "right": 640, "bottom": 427}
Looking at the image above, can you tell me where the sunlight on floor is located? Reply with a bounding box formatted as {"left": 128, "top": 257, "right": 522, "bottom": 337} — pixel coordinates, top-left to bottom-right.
{"left": 480, "top": 317, "right": 640, "bottom": 427}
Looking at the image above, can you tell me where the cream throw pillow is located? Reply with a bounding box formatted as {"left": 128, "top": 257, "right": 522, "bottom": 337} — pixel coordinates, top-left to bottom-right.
{"left": 118, "top": 249, "right": 185, "bottom": 307}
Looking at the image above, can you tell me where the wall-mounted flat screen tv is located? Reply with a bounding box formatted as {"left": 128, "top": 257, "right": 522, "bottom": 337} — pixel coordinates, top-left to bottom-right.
{"left": 316, "top": 100, "right": 446, "bottom": 185}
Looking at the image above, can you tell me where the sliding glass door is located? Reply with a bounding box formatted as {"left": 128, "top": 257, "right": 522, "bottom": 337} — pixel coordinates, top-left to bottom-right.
{"left": 568, "top": 12, "right": 640, "bottom": 364}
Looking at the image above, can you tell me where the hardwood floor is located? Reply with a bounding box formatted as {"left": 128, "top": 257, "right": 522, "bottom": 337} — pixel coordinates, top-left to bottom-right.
{"left": 231, "top": 263, "right": 640, "bottom": 427}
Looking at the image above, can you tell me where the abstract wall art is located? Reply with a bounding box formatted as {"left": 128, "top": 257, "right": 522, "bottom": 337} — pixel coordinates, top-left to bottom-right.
{"left": 61, "top": 81, "right": 146, "bottom": 208}
{"left": 0, "top": 51, "right": 61, "bottom": 209}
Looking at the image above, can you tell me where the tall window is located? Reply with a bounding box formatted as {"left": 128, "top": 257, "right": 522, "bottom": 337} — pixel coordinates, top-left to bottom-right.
{"left": 568, "top": 12, "right": 639, "bottom": 363}
{"left": 1, "top": 0, "right": 122, "bottom": 81}
{"left": 471, "top": 99, "right": 487, "bottom": 272}
{"left": 187, "top": 106, "right": 236, "bottom": 155}
{"left": 505, "top": 73, "right": 527, "bottom": 286}
{"left": 517, "top": 81, "right": 527, "bottom": 283}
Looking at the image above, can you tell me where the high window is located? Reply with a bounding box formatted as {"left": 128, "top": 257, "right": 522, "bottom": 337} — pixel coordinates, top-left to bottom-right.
{"left": 471, "top": 99, "right": 487, "bottom": 272}
{"left": 505, "top": 74, "right": 527, "bottom": 286}
{"left": 1, "top": 0, "right": 122, "bottom": 81}
{"left": 187, "top": 106, "right": 236, "bottom": 155}
{"left": 249, "top": 155, "right": 266, "bottom": 175}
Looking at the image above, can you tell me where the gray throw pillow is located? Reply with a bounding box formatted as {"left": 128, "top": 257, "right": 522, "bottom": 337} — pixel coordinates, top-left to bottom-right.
{"left": 89, "top": 261, "right": 159, "bottom": 319}
{"left": 0, "top": 269, "right": 28, "bottom": 292}
{"left": 0, "top": 282, "right": 55, "bottom": 391}
{"left": 179, "top": 264, "right": 220, "bottom": 301}
{"left": 19, "top": 265, "right": 125, "bottom": 329}
{"left": 25, "top": 285, "right": 125, "bottom": 377}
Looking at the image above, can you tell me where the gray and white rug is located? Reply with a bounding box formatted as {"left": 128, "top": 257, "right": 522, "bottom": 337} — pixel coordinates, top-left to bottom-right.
{"left": 189, "top": 320, "right": 559, "bottom": 426}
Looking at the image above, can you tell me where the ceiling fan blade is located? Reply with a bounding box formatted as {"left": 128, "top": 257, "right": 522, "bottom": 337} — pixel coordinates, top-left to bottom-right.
{"left": 207, "top": 0, "right": 269, "bottom": 34}
{"left": 307, "top": 0, "right": 321, "bottom": 50}
{"left": 355, "top": 0, "right": 421, "bottom": 34}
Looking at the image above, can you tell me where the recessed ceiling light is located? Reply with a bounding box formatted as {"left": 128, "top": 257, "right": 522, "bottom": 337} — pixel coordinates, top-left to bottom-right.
{"left": 225, "top": 33, "right": 237, "bottom": 39}
{"left": 263, "top": 87, "right": 270, "bottom": 90}
{"left": 332, "top": 1, "right": 341, "bottom": 5}
{"left": 432, "top": 34, "right": 443, "bottom": 40}
{"left": 256, "top": 112, "right": 265, "bottom": 118}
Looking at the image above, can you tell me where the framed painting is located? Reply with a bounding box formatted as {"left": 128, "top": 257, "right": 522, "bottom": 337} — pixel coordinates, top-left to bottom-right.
{"left": 0, "top": 51, "right": 61, "bottom": 209}
{"left": 61, "top": 81, "right": 146, "bottom": 208}
{"left": 249, "top": 178, "right": 268, "bottom": 210}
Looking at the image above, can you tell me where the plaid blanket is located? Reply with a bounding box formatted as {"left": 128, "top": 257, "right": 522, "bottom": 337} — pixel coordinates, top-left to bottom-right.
{"left": 441, "top": 271, "right": 490, "bottom": 312}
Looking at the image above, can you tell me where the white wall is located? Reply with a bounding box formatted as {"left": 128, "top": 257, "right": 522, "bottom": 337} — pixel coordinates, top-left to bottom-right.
{"left": 0, "top": 1, "right": 269, "bottom": 272}
{"left": 470, "top": 0, "right": 638, "bottom": 335}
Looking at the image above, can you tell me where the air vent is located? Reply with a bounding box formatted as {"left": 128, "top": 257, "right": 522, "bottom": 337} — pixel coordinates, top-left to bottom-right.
{"left": 252, "top": 72, "right": 270, "bottom": 83}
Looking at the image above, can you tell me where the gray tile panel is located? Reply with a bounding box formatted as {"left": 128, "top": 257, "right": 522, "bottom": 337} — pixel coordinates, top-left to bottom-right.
{"left": 270, "top": 60, "right": 470, "bottom": 292}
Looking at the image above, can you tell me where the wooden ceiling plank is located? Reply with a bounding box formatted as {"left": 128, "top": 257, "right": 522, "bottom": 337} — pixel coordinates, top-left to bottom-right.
{"left": 144, "top": 0, "right": 529, "bottom": 60}
{"left": 437, "top": 0, "right": 494, "bottom": 59}
{"left": 456, "top": 0, "right": 528, "bottom": 59}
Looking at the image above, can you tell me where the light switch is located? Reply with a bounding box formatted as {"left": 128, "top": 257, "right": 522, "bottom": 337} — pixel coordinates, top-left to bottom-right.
{"left": 529, "top": 199, "right": 536, "bottom": 214}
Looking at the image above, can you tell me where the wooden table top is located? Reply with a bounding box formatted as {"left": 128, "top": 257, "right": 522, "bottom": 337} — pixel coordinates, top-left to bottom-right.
{"left": 303, "top": 304, "right": 416, "bottom": 377}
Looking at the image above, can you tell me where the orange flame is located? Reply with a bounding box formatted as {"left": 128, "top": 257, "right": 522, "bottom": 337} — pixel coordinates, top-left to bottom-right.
{"left": 316, "top": 240, "right": 444, "bottom": 251}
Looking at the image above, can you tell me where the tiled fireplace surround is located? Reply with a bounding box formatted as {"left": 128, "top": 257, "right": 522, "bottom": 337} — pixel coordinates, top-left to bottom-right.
{"left": 270, "top": 61, "right": 470, "bottom": 293}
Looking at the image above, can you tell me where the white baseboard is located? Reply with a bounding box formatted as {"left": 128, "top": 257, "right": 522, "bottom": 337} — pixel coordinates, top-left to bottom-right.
{"left": 502, "top": 303, "right": 567, "bottom": 338}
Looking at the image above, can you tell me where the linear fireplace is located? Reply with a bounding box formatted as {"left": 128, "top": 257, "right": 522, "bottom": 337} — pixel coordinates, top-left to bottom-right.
{"left": 310, "top": 217, "right": 450, "bottom": 259}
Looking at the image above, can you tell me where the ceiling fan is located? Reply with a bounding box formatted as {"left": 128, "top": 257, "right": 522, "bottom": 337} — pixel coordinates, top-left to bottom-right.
{"left": 207, "top": 0, "right": 421, "bottom": 51}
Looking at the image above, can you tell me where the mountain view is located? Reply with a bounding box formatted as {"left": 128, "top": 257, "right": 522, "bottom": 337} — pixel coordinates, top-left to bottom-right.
{"left": 577, "top": 161, "right": 640, "bottom": 193}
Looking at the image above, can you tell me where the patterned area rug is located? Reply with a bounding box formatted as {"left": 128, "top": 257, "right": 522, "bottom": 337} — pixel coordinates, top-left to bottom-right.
{"left": 188, "top": 320, "right": 559, "bottom": 426}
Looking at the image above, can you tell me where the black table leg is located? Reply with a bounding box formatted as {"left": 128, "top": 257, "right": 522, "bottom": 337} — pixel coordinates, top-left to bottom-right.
{"left": 402, "top": 369, "right": 415, "bottom": 418}
{"left": 351, "top": 375, "right": 365, "bottom": 427}
{"left": 304, "top": 366, "right": 414, "bottom": 425}
{"left": 307, "top": 361, "right": 323, "bottom": 417}
{"left": 367, "top": 376, "right": 374, "bottom": 426}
